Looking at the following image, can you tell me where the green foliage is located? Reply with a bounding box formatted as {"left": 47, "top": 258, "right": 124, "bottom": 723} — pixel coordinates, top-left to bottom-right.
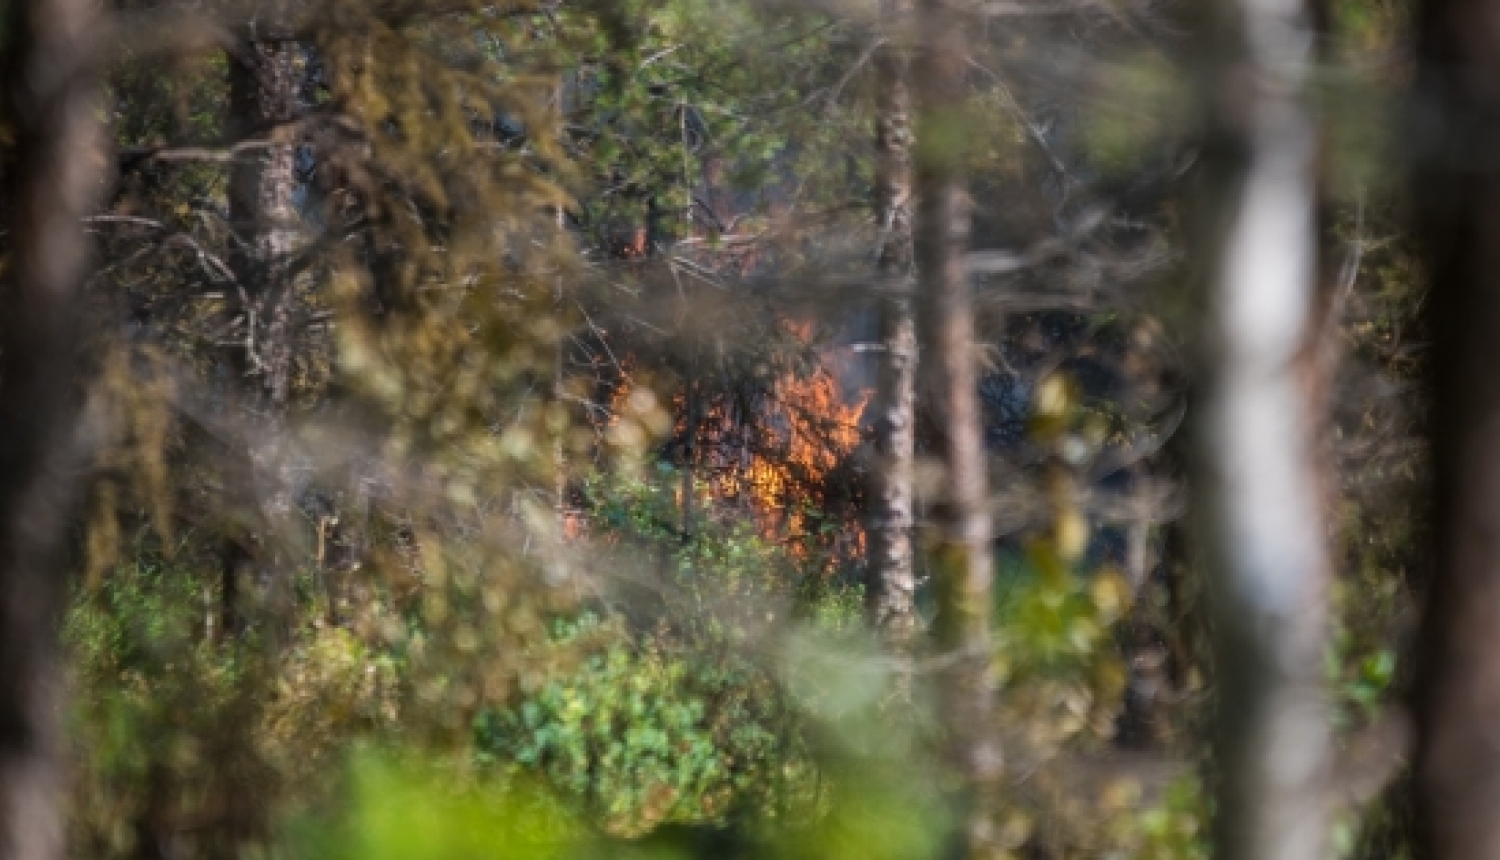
{"left": 990, "top": 543, "right": 1130, "bottom": 750}
{"left": 290, "top": 753, "right": 592, "bottom": 860}
{"left": 590, "top": 465, "right": 799, "bottom": 622}
{"left": 554, "top": 0, "right": 868, "bottom": 247}
{"left": 475, "top": 614, "right": 803, "bottom": 837}
{"left": 64, "top": 546, "right": 273, "bottom": 860}
{"left": 994, "top": 543, "right": 1128, "bottom": 680}
{"left": 1329, "top": 618, "right": 1398, "bottom": 724}
{"left": 1130, "top": 776, "right": 1212, "bottom": 860}
{"left": 474, "top": 467, "right": 830, "bottom": 837}
{"left": 295, "top": 695, "right": 941, "bottom": 860}
{"left": 798, "top": 578, "right": 865, "bottom": 634}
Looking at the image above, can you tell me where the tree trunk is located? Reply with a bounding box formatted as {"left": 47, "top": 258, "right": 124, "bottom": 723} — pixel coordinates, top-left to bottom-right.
{"left": 680, "top": 333, "right": 701, "bottom": 543}
{"left": 1197, "top": 0, "right": 1334, "bottom": 858}
{"left": 225, "top": 39, "right": 301, "bottom": 631}
{"left": 1410, "top": 2, "right": 1500, "bottom": 858}
{"left": 0, "top": 0, "right": 109, "bottom": 858}
{"left": 865, "top": 0, "right": 920, "bottom": 653}
{"left": 228, "top": 40, "right": 300, "bottom": 409}
{"left": 913, "top": 1, "right": 999, "bottom": 853}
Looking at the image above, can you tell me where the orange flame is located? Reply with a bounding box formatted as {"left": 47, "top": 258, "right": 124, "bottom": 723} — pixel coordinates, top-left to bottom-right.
{"left": 692, "top": 321, "right": 870, "bottom": 558}
{"left": 596, "top": 325, "right": 871, "bottom": 565}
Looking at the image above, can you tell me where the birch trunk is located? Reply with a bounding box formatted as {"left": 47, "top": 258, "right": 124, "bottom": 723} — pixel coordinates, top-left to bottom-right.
{"left": 1198, "top": 1, "right": 1333, "bottom": 858}
{"left": 1410, "top": 2, "right": 1500, "bottom": 857}
{"left": 866, "top": 0, "right": 919, "bottom": 649}
{"left": 0, "top": 0, "right": 109, "bottom": 858}
{"left": 914, "top": 1, "right": 1000, "bottom": 852}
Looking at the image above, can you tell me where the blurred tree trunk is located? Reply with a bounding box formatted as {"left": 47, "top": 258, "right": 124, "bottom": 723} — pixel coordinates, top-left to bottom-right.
{"left": 0, "top": 0, "right": 109, "bottom": 857}
{"left": 1197, "top": 0, "right": 1333, "bottom": 858}
{"left": 913, "top": 0, "right": 999, "bottom": 853}
{"left": 865, "top": 0, "right": 919, "bottom": 653}
{"left": 1410, "top": 2, "right": 1500, "bottom": 858}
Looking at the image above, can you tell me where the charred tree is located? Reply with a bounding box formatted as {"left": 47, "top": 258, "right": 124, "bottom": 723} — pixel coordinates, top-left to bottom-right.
{"left": 1410, "top": 1, "right": 1500, "bottom": 858}
{"left": 1196, "top": 0, "right": 1334, "bottom": 858}
{"left": 865, "top": 0, "right": 920, "bottom": 653}
{"left": 914, "top": 0, "right": 999, "bottom": 853}
{"left": 0, "top": 0, "right": 110, "bottom": 857}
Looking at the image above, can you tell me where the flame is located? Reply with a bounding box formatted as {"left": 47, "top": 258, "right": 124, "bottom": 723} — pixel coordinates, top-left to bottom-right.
{"left": 592, "top": 324, "right": 871, "bottom": 565}
{"left": 690, "top": 320, "right": 870, "bottom": 559}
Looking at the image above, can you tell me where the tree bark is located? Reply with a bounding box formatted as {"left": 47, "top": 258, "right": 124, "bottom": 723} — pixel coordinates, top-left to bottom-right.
{"left": 865, "top": 0, "right": 920, "bottom": 653}
{"left": 224, "top": 39, "right": 301, "bottom": 631}
{"left": 0, "top": 0, "right": 109, "bottom": 858}
{"left": 913, "top": 1, "right": 999, "bottom": 853}
{"left": 1196, "top": 0, "right": 1334, "bottom": 859}
{"left": 228, "top": 39, "right": 300, "bottom": 409}
{"left": 1410, "top": 2, "right": 1500, "bottom": 858}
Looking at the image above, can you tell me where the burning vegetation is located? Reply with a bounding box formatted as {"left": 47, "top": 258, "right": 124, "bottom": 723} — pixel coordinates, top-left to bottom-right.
{"left": 691, "top": 321, "right": 871, "bottom": 559}
{"left": 594, "top": 318, "right": 871, "bottom": 565}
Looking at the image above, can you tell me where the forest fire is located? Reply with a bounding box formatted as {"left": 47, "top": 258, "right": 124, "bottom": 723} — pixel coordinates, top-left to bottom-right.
{"left": 37, "top": 0, "right": 1441, "bottom": 856}
{"left": 682, "top": 321, "right": 871, "bottom": 560}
